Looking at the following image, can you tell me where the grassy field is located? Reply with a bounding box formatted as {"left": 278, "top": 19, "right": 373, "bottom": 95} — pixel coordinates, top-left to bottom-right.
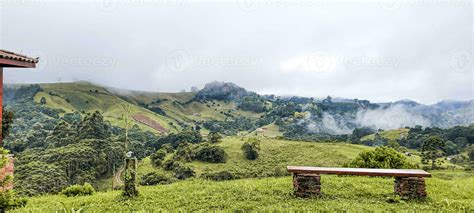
{"left": 138, "top": 137, "right": 371, "bottom": 178}
{"left": 11, "top": 171, "right": 474, "bottom": 212}
{"left": 361, "top": 128, "right": 409, "bottom": 142}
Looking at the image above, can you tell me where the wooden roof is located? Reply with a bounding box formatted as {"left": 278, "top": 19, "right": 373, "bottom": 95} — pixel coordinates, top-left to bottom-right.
{"left": 287, "top": 166, "right": 432, "bottom": 177}
{"left": 0, "top": 49, "right": 39, "bottom": 68}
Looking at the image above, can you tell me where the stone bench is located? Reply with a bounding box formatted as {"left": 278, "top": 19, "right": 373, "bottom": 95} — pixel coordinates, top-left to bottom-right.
{"left": 287, "top": 166, "right": 431, "bottom": 199}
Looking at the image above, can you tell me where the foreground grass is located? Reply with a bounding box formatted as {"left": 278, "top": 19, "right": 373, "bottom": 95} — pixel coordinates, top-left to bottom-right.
{"left": 12, "top": 171, "right": 474, "bottom": 212}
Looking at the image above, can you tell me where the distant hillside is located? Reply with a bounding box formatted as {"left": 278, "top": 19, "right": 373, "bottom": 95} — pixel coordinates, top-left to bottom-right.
{"left": 4, "top": 81, "right": 473, "bottom": 137}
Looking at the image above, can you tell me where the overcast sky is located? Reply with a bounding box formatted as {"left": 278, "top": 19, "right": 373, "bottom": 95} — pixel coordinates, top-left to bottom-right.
{"left": 1, "top": 0, "right": 472, "bottom": 104}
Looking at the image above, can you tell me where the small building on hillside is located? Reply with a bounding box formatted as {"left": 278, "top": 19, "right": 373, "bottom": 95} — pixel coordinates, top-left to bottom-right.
{"left": 0, "top": 49, "right": 39, "bottom": 190}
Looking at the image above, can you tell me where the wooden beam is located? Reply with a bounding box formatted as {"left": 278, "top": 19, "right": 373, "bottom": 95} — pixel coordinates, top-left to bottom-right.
{"left": 0, "top": 58, "right": 36, "bottom": 68}
{"left": 287, "top": 166, "right": 432, "bottom": 177}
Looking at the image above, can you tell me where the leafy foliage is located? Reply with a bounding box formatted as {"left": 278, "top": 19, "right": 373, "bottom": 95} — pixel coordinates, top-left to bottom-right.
{"left": 207, "top": 131, "right": 222, "bottom": 143}
{"left": 14, "top": 161, "right": 69, "bottom": 196}
{"left": 173, "top": 166, "right": 195, "bottom": 180}
{"left": 194, "top": 144, "right": 227, "bottom": 163}
{"left": 241, "top": 138, "right": 261, "bottom": 160}
{"left": 344, "top": 147, "right": 415, "bottom": 169}
{"left": 421, "top": 135, "right": 446, "bottom": 169}
{"left": 201, "top": 171, "right": 236, "bottom": 181}
{"left": 139, "top": 172, "right": 174, "bottom": 186}
{"left": 60, "top": 183, "right": 95, "bottom": 197}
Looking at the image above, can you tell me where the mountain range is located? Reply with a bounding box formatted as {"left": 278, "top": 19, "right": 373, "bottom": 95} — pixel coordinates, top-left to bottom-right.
{"left": 4, "top": 81, "right": 473, "bottom": 136}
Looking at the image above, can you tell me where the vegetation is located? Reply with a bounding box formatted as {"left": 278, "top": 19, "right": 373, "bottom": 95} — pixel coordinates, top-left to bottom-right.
{"left": 139, "top": 172, "right": 174, "bottom": 186}
{"left": 241, "top": 138, "right": 261, "bottom": 160}
{"left": 60, "top": 183, "right": 95, "bottom": 197}
{"left": 344, "top": 147, "right": 415, "bottom": 169}
{"left": 3, "top": 82, "right": 474, "bottom": 211}
{"left": 207, "top": 131, "right": 222, "bottom": 143}
{"left": 10, "top": 171, "right": 474, "bottom": 212}
{"left": 421, "top": 135, "right": 446, "bottom": 169}
{"left": 194, "top": 144, "right": 227, "bottom": 163}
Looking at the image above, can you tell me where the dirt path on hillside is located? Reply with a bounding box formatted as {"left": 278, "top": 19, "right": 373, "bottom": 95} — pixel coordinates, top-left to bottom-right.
{"left": 132, "top": 114, "right": 167, "bottom": 133}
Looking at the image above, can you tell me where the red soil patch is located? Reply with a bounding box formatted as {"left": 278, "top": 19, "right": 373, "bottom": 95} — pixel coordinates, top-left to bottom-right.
{"left": 132, "top": 114, "right": 167, "bottom": 133}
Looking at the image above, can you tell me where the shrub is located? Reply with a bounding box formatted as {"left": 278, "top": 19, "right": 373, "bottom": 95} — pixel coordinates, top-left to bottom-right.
{"left": 60, "top": 183, "right": 95, "bottom": 197}
{"left": 150, "top": 149, "right": 167, "bottom": 167}
{"left": 201, "top": 171, "right": 236, "bottom": 181}
{"left": 344, "top": 147, "right": 416, "bottom": 169}
{"left": 173, "top": 143, "right": 194, "bottom": 162}
{"left": 194, "top": 144, "right": 226, "bottom": 163}
{"left": 0, "top": 191, "right": 27, "bottom": 212}
{"left": 468, "top": 146, "right": 474, "bottom": 162}
{"left": 208, "top": 131, "right": 222, "bottom": 143}
{"left": 241, "top": 138, "right": 261, "bottom": 160}
{"left": 162, "top": 159, "right": 179, "bottom": 171}
{"left": 173, "top": 166, "right": 195, "bottom": 180}
{"left": 139, "top": 172, "right": 173, "bottom": 186}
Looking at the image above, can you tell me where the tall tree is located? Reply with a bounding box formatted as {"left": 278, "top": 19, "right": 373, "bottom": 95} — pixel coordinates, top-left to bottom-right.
{"left": 421, "top": 135, "right": 446, "bottom": 169}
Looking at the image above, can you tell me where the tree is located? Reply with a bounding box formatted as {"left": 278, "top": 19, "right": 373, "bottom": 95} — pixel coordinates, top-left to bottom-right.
{"left": 120, "top": 105, "right": 133, "bottom": 153}
{"left": 421, "top": 135, "right": 446, "bottom": 169}
{"left": 194, "top": 144, "right": 226, "bottom": 163}
{"left": 468, "top": 146, "right": 474, "bottom": 162}
{"left": 1, "top": 109, "right": 14, "bottom": 146}
{"left": 241, "top": 138, "right": 261, "bottom": 160}
{"left": 14, "top": 161, "right": 68, "bottom": 196}
{"left": 77, "top": 111, "right": 111, "bottom": 140}
{"left": 208, "top": 132, "right": 222, "bottom": 143}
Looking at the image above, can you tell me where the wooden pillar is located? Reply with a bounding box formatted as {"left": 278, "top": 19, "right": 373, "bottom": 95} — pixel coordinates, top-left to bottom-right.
{"left": 0, "top": 67, "right": 3, "bottom": 147}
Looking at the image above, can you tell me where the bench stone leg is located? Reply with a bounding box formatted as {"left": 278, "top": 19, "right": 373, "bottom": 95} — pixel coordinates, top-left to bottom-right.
{"left": 293, "top": 173, "right": 321, "bottom": 197}
{"left": 394, "top": 177, "right": 427, "bottom": 199}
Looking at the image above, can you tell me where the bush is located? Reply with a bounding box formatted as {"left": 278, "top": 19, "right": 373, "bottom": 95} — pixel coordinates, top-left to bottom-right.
{"left": 173, "top": 143, "right": 194, "bottom": 162}
{"left": 162, "top": 159, "right": 179, "bottom": 171}
{"left": 194, "top": 144, "right": 227, "bottom": 163}
{"left": 468, "top": 146, "right": 474, "bottom": 162}
{"left": 173, "top": 166, "right": 195, "bottom": 180}
{"left": 201, "top": 171, "right": 236, "bottom": 181}
{"left": 139, "top": 172, "right": 173, "bottom": 186}
{"left": 241, "top": 138, "right": 261, "bottom": 160}
{"left": 208, "top": 131, "right": 222, "bottom": 143}
{"left": 60, "top": 183, "right": 95, "bottom": 197}
{"left": 0, "top": 191, "right": 27, "bottom": 212}
{"left": 344, "top": 147, "right": 416, "bottom": 169}
{"left": 150, "top": 149, "right": 167, "bottom": 167}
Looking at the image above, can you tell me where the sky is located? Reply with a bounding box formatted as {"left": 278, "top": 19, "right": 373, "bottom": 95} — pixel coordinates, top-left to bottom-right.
{"left": 0, "top": 0, "right": 472, "bottom": 104}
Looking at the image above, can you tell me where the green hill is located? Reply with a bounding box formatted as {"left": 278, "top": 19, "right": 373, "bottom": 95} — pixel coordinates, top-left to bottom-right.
{"left": 138, "top": 137, "right": 371, "bottom": 179}
{"left": 361, "top": 128, "right": 409, "bottom": 142}
{"left": 31, "top": 82, "right": 267, "bottom": 135}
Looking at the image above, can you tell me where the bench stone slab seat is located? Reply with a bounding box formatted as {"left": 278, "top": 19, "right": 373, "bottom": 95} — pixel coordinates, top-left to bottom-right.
{"left": 287, "top": 166, "right": 431, "bottom": 199}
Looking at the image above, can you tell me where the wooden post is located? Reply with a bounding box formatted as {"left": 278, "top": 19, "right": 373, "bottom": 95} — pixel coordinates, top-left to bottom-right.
{"left": 123, "top": 157, "right": 138, "bottom": 197}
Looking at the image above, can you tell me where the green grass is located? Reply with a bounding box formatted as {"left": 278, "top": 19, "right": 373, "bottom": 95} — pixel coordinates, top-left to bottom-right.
{"left": 138, "top": 137, "right": 371, "bottom": 178}
{"left": 361, "top": 128, "right": 409, "bottom": 141}
{"left": 11, "top": 171, "right": 474, "bottom": 212}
